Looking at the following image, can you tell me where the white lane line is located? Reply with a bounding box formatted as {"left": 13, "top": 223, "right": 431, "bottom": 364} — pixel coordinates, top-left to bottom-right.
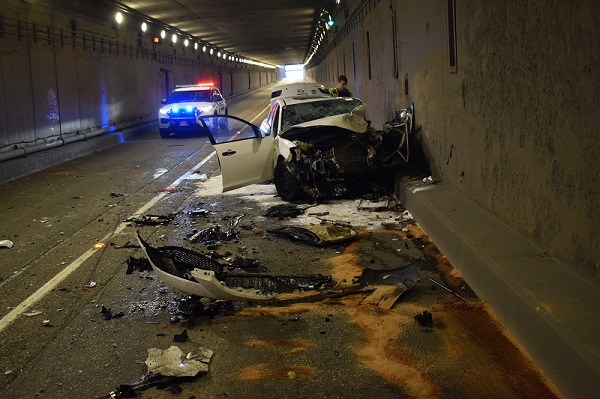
{"left": 249, "top": 104, "right": 271, "bottom": 124}
{"left": 0, "top": 152, "right": 217, "bottom": 333}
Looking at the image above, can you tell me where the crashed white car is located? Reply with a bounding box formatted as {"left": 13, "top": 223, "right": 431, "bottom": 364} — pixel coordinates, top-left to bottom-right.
{"left": 200, "top": 100, "right": 413, "bottom": 201}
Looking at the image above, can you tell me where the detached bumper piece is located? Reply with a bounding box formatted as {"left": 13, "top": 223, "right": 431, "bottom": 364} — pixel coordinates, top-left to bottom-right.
{"left": 136, "top": 232, "right": 334, "bottom": 301}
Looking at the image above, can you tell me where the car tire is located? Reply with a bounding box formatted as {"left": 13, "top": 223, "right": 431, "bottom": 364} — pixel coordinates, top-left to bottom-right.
{"left": 274, "top": 161, "right": 302, "bottom": 201}
{"left": 159, "top": 128, "right": 170, "bottom": 138}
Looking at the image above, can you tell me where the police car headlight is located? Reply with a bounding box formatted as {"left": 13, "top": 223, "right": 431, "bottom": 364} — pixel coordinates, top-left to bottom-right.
{"left": 159, "top": 108, "right": 169, "bottom": 116}
{"left": 198, "top": 105, "right": 212, "bottom": 114}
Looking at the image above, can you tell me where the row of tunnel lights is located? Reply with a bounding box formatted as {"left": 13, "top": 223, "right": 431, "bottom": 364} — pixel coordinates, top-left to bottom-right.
{"left": 114, "top": 11, "right": 275, "bottom": 68}
{"left": 304, "top": 0, "right": 341, "bottom": 66}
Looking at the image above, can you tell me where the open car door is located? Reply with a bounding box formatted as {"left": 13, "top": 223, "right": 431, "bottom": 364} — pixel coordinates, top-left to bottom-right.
{"left": 199, "top": 115, "right": 275, "bottom": 192}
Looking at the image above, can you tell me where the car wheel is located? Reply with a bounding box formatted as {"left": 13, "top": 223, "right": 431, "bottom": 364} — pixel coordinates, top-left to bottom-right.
{"left": 159, "top": 128, "right": 170, "bottom": 138}
{"left": 274, "top": 161, "right": 302, "bottom": 201}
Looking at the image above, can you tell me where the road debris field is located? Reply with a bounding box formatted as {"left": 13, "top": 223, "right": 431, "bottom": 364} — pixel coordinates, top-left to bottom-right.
{"left": 0, "top": 149, "right": 561, "bottom": 398}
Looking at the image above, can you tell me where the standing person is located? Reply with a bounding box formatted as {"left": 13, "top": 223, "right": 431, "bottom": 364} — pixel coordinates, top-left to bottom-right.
{"left": 329, "top": 75, "right": 353, "bottom": 97}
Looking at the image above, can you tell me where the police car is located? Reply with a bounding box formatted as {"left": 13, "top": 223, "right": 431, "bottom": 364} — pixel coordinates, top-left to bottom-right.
{"left": 158, "top": 83, "right": 227, "bottom": 138}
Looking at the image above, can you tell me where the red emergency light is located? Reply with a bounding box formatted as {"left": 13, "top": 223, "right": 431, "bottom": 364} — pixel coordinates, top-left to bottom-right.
{"left": 153, "top": 36, "right": 162, "bottom": 44}
{"left": 197, "top": 82, "right": 214, "bottom": 87}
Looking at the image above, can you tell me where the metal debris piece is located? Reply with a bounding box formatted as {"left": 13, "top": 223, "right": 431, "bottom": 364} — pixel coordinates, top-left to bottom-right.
{"left": 146, "top": 345, "right": 213, "bottom": 377}
{"left": 268, "top": 224, "right": 357, "bottom": 246}
{"left": 42, "top": 320, "right": 53, "bottom": 327}
{"left": 424, "top": 276, "right": 468, "bottom": 302}
{"left": 125, "top": 214, "right": 174, "bottom": 225}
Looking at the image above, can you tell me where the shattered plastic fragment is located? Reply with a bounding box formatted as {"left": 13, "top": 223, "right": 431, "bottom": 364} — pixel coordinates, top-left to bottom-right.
{"left": 126, "top": 214, "right": 174, "bottom": 225}
{"left": 42, "top": 320, "right": 53, "bottom": 327}
{"left": 0, "top": 240, "right": 14, "bottom": 249}
{"left": 23, "top": 310, "right": 43, "bottom": 317}
{"left": 145, "top": 346, "right": 213, "bottom": 377}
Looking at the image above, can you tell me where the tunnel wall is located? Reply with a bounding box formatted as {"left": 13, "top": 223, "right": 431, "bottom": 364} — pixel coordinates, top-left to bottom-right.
{"left": 0, "top": 0, "right": 278, "bottom": 151}
{"left": 307, "top": 0, "right": 599, "bottom": 284}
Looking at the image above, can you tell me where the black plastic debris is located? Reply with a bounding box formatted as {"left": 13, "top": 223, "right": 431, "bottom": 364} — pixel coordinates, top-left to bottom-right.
{"left": 265, "top": 203, "right": 308, "bottom": 218}
{"left": 125, "top": 256, "right": 153, "bottom": 275}
{"left": 101, "top": 305, "right": 125, "bottom": 320}
{"left": 126, "top": 214, "right": 174, "bottom": 225}
{"left": 268, "top": 224, "right": 357, "bottom": 246}
{"left": 173, "top": 329, "right": 189, "bottom": 343}
{"left": 414, "top": 310, "right": 433, "bottom": 327}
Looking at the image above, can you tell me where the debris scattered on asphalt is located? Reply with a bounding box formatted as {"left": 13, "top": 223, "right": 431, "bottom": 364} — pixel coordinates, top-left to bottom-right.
{"left": 126, "top": 214, "right": 174, "bottom": 225}
{"left": 0, "top": 239, "right": 14, "bottom": 249}
{"left": 101, "top": 305, "right": 125, "bottom": 320}
{"left": 23, "top": 310, "right": 43, "bottom": 317}
{"left": 41, "top": 320, "right": 53, "bottom": 327}
{"left": 414, "top": 310, "right": 433, "bottom": 327}
{"left": 173, "top": 329, "right": 189, "bottom": 343}
{"left": 84, "top": 281, "right": 97, "bottom": 288}
{"left": 423, "top": 275, "right": 468, "bottom": 302}
{"left": 268, "top": 224, "right": 357, "bottom": 246}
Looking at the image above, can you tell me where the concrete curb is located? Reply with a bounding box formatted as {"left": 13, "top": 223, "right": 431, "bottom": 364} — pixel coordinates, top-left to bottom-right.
{"left": 397, "top": 177, "right": 600, "bottom": 399}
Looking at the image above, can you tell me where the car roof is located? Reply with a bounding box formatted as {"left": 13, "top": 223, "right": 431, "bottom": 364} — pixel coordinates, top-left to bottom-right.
{"left": 270, "top": 82, "right": 331, "bottom": 101}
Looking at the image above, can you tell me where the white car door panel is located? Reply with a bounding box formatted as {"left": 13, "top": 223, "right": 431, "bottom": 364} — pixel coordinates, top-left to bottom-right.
{"left": 200, "top": 115, "right": 276, "bottom": 192}
{"left": 214, "top": 136, "right": 275, "bottom": 191}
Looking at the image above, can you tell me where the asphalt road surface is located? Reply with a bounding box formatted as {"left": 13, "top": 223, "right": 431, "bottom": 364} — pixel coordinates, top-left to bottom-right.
{"left": 0, "top": 87, "right": 561, "bottom": 398}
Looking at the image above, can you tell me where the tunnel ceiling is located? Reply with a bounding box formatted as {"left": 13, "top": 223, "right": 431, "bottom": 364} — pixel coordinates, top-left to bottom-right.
{"left": 113, "top": 0, "right": 327, "bottom": 66}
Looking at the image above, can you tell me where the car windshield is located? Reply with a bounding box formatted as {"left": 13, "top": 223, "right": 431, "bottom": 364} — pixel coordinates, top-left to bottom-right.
{"left": 166, "top": 90, "right": 212, "bottom": 103}
{"left": 281, "top": 98, "right": 363, "bottom": 131}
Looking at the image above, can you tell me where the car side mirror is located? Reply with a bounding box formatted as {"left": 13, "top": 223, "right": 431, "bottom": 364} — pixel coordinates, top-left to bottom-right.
{"left": 161, "top": 99, "right": 167, "bottom": 104}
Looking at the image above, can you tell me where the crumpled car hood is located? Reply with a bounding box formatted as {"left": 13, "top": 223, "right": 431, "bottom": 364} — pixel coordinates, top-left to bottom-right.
{"left": 281, "top": 104, "right": 369, "bottom": 138}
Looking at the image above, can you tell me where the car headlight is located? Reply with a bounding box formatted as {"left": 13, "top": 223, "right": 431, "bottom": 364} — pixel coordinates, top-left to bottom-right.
{"left": 159, "top": 108, "right": 169, "bottom": 116}
{"left": 198, "top": 105, "right": 213, "bottom": 114}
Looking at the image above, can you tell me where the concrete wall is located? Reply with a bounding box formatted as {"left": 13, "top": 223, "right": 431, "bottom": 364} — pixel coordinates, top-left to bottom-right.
{"left": 0, "top": 0, "right": 278, "bottom": 150}
{"left": 308, "top": 0, "right": 600, "bottom": 284}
